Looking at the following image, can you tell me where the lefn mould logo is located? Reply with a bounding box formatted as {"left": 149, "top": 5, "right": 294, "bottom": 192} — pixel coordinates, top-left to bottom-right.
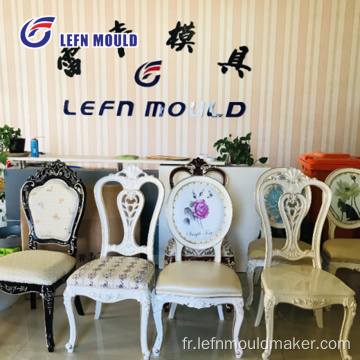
{"left": 20, "top": 16, "right": 56, "bottom": 48}
{"left": 135, "top": 60, "right": 162, "bottom": 87}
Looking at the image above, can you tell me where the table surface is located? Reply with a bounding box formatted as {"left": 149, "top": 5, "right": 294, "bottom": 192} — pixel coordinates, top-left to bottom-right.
{"left": 7, "top": 154, "right": 225, "bottom": 166}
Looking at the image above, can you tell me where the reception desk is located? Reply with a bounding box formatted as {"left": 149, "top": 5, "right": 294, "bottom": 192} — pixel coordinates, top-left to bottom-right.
{"left": 158, "top": 164, "right": 270, "bottom": 272}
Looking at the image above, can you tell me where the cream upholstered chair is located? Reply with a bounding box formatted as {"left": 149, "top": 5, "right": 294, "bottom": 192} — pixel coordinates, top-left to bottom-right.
{"left": 152, "top": 175, "right": 244, "bottom": 358}
{"left": 256, "top": 168, "right": 356, "bottom": 360}
{"left": 0, "top": 160, "right": 86, "bottom": 352}
{"left": 323, "top": 167, "right": 360, "bottom": 277}
{"left": 246, "top": 168, "right": 312, "bottom": 312}
{"left": 64, "top": 165, "right": 164, "bottom": 360}
{"left": 163, "top": 158, "right": 236, "bottom": 319}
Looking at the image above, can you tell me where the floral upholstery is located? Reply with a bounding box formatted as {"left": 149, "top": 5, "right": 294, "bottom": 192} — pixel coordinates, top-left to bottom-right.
{"left": 0, "top": 250, "right": 76, "bottom": 285}
{"left": 165, "top": 237, "right": 234, "bottom": 257}
{"left": 29, "top": 178, "right": 79, "bottom": 241}
{"left": 67, "top": 256, "right": 155, "bottom": 290}
{"left": 164, "top": 237, "right": 235, "bottom": 270}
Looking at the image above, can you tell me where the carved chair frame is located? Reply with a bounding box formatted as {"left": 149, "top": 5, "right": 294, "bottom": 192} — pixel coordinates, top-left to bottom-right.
{"left": 64, "top": 165, "right": 164, "bottom": 360}
{"left": 256, "top": 168, "right": 356, "bottom": 360}
{"left": 0, "top": 160, "right": 86, "bottom": 352}
{"left": 152, "top": 175, "right": 244, "bottom": 358}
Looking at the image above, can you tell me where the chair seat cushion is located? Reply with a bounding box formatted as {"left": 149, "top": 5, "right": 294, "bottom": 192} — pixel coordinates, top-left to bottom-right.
{"left": 323, "top": 239, "right": 360, "bottom": 262}
{"left": 248, "top": 238, "right": 311, "bottom": 260}
{"left": 67, "top": 256, "right": 154, "bottom": 290}
{"left": 156, "top": 261, "right": 242, "bottom": 298}
{"left": 262, "top": 264, "right": 355, "bottom": 299}
{"left": 164, "top": 237, "right": 234, "bottom": 257}
{"left": 0, "top": 250, "right": 76, "bottom": 286}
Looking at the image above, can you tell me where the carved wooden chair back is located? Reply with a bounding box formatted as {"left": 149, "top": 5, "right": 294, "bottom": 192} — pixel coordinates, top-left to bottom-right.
{"left": 94, "top": 165, "right": 164, "bottom": 261}
{"left": 166, "top": 175, "right": 233, "bottom": 263}
{"left": 22, "top": 159, "right": 86, "bottom": 257}
{"left": 256, "top": 168, "right": 331, "bottom": 269}
{"left": 169, "top": 157, "right": 227, "bottom": 188}
{"left": 254, "top": 167, "right": 312, "bottom": 231}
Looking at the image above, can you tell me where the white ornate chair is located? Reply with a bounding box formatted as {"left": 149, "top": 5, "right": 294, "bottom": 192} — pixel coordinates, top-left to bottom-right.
{"left": 0, "top": 160, "right": 86, "bottom": 352}
{"left": 152, "top": 175, "right": 244, "bottom": 358}
{"left": 256, "top": 168, "right": 356, "bottom": 360}
{"left": 63, "top": 165, "right": 164, "bottom": 360}
{"left": 323, "top": 167, "right": 360, "bottom": 276}
{"left": 246, "top": 169, "right": 312, "bottom": 319}
{"left": 163, "top": 158, "right": 236, "bottom": 319}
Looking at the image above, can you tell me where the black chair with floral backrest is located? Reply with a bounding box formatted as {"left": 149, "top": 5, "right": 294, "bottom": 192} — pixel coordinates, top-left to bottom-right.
{"left": 163, "top": 158, "right": 236, "bottom": 318}
{"left": 0, "top": 160, "right": 86, "bottom": 352}
{"left": 323, "top": 167, "right": 360, "bottom": 277}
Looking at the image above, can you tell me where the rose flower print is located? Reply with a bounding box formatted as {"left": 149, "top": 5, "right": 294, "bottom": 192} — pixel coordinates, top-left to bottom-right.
{"left": 184, "top": 189, "right": 210, "bottom": 226}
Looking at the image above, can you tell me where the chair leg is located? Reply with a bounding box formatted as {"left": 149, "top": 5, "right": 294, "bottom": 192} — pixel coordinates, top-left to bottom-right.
{"left": 262, "top": 294, "right": 276, "bottom": 360}
{"left": 217, "top": 305, "right": 224, "bottom": 321}
{"left": 95, "top": 301, "right": 102, "bottom": 320}
{"left": 41, "top": 286, "right": 55, "bottom": 352}
{"left": 255, "top": 287, "right": 264, "bottom": 327}
{"left": 140, "top": 293, "right": 151, "bottom": 360}
{"left": 64, "top": 289, "right": 77, "bottom": 353}
{"left": 339, "top": 297, "right": 356, "bottom": 360}
{"left": 30, "top": 292, "right": 37, "bottom": 309}
{"left": 152, "top": 291, "right": 165, "bottom": 357}
{"left": 169, "top": 303, "right": 177, "bottom": 319}
{"left": 232, "top": 299, "right": 244, "bottom": 358}
{"left": 254, "top": 266, "right": 262, "bottom": 285}
{"left": 245, "top": 260, "right": 256, "bottom": 310}
{"left": 74, "top": 295, "right": 84, "bottom": 316}
{"left": 314, "top": 309, "right": 323, "bottom": 328}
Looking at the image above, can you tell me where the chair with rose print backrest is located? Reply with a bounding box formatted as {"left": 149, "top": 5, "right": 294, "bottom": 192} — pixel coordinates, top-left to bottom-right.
{"left": 163, "top": 158, "right": 236, "bottom": 320}
{"left": 0, "top": 160, "right": 86, "bottom": 352}
{"left": 152, "top": 173, "right": 244, "bottom": 358}
{"left": 246, "top": 168, "right": 318, "bottom": 326}
{"left": 256, "top": 168, "right": 356, "bottom": 360}
{"left": 64, "top": 165, "right": 164, "bottom": 360}
{"left": 323, "top": 167, "right": 360, "bottom": 278}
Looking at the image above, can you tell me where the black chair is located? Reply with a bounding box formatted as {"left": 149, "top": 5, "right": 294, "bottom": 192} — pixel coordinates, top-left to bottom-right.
{"left": 0, "top": 160, "right": 86, "bottom": 351}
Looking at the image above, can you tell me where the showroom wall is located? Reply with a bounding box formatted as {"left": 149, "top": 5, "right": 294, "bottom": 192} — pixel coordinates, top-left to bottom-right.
{"left": 0, "top": 0, "right": 359, "bottom": 167}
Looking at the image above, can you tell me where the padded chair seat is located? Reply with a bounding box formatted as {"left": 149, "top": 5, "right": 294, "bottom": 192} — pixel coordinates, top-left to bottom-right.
{"left": 323, "top": 239, "right": 360, "bottom": 262}
{"left": 262, "top": 264, "right": 355, "bottom": 298}
{"left": 156, "top": 261, "right": 242, "bottom": 298}
{"left": 0, "top": 250, "right": 76, "bottom": 286}
{"left": 67, "top": 256, "right": 154, "bottom": 290}
{"left": 248, "top": 238, "right": 311, "bottom": 259}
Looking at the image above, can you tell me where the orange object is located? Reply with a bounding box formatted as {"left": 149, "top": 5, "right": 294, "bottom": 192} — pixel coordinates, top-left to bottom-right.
{"left": 298, "top": 153, "right": 360, "bottom": 179}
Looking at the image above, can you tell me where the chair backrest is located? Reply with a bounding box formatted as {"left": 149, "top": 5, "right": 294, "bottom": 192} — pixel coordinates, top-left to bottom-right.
{"left": 169, "top": 157, "right": 227, "bottom": 189}
{"left": 254, "top": 167, "right": 312, "bottom": 230}
{"left": 94, "top": 165, "right": 164, "bottom": 262}
{"left": 325, "top": 167, "right": 360, "bottom": 238}
{"left": 166, "top": 175, "right": 233, "bottom": 263}
{"left": 256, "top": 168, "right": 331, "bottom": 269}
{"left": 21, "top": 160, "right": 86, "bottom": 256}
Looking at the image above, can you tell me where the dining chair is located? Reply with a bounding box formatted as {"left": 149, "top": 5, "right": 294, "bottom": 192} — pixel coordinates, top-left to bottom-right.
{"left": 64, "top": 165, "right": 164, "bottom": 360}
{"left": 163, "top": 157, "right": 236, "bottom": 319}
{"left": 152, "top": 175, "right": 244, "bottom": 358}
{"left": 0, "top": 160, "right": 86, "bottom": 351}
{"left": 256, "top": 168, "right": 356, "bottom": 360}
{"left": 246, "top": 168, "right": 313, "bottom": 323}
{"left": 323, "top": 167, "right": 360, "bottom": 277}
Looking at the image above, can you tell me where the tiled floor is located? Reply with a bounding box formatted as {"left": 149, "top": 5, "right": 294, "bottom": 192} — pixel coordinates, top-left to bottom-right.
{"left": 0, "top": 272, "right": 358, "bottom": 360}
